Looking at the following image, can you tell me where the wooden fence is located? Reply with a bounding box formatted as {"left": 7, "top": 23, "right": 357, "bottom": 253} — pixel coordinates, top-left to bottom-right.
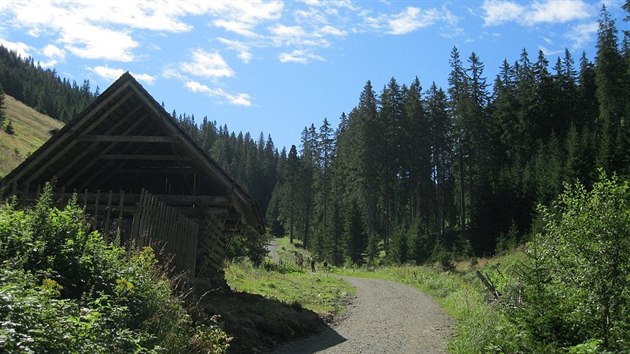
{"left": 131, "top": 189, "right": 199, "bottom": 275}
{"left": 3, "top": 187, "right": 201, "bottom": 276}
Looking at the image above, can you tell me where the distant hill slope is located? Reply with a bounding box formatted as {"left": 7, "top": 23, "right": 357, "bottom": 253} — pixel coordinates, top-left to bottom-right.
{"left": 1, "top": 94, "right": 64, "bottom": 177}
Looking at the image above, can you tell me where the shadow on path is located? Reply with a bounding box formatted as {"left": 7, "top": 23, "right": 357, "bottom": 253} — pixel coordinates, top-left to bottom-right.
{"left": 204, "top": 290, "right": 337, "bottom": 353}
{"left": 272, "top": 327, "right": 346, "bottom": 353}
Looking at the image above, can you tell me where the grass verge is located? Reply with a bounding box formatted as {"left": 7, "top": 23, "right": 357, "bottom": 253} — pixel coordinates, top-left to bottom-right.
{"left": 227, "top": 261, "right": 354, "bottom": 317}
{"left": 212, "top": 238, "right": 355, "bottom": 352}
{"left": 336, "top": 251, "right": 526, "bottom": 353}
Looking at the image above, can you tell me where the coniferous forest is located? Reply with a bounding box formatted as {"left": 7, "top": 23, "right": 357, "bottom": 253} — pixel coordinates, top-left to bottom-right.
{"left": 2, "top": 6, "right": 630, "bottom": 268}
{"left": 265, "top": 5, "right": 630, "bottom": 265}
{"left": 0, "top": 46, "right": 97, "bottom": 123}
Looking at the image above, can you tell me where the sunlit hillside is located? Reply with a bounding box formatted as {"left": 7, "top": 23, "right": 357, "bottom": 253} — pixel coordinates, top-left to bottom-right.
{"left": 0, "top": 94, "right": 64, "bottom": 177}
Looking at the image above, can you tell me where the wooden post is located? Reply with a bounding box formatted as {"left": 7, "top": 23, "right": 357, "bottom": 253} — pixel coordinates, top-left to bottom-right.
{"left": 104, "top": 190, "right": 113, "bottom": 233}
{"left": 476, "top": 270, "right": 500, "bottom": 299}
{"left": 94, "top": 190, "right": 100, "bottom": 228}
{"left": 117, "top": 190, "right": 125, "bottom": 220}
{"left": 131, "top": 190, "right": 144, "bottom": 241}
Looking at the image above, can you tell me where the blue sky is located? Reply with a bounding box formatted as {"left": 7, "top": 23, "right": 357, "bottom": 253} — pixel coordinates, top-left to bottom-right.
{"left": 0, "top": 0, "right": 627, "bottom": 150}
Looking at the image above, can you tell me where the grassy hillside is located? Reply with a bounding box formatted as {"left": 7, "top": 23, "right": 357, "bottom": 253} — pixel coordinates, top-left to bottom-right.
{"left": 0, "top": 94, "right": 64, "bottom": 177}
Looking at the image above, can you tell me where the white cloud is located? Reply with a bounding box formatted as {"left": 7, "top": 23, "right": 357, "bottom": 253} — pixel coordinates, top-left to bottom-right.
{"left": 441, "top": 26, "right": 466, "bottom": 39}
{"left": 180, "top": 49, "right": 234, "bottom": 79}
{"left": 482, "top": 0, "right": 591, "bottom": 27}
{"left": 481, "top": 0, "right": 525, "bottom": 26}
{"left": 317, "top": 25, "right": 347, "bottom": 37}
{"left": 132, "top": 73, "right": 156, "bottom": 85}
{"left": 218, "top": 38, "right": 253, "bottom": 63}
{"left": 185, "top": 80, "right": 252, "bottom": 106}
{"left": 363, "top": 5, "right": 457, "bottom": 35}
{"left": 526, "top": 0, "right": 590, "bottom": 25}
{"left": 38, "top": 44, "right": 65, "bottom": 67}
{"left": 0, "top": 38, "right": 30, "bottom": 57}
{"left": 43, "top": 44, "right": 65, "bottom": 60}
{"left": 0, "top": 0, "right": 284, "bottom": 62}
{"left": 387, "top": 7, "right": 440, "bottom": 35}
{"left": 301, "top": 0, "right": 322, "bottom": 6}
{"left": 278, "top": 49, "right": 324, "bottom": 64}
{"left": 208, "top": 0, "right": 284, "bottom": 36}
{"left": 162, "top": 66, "right": 187, "bottom": 81}
{"left": 539, "top": 45, "right": 562, "bottom": 56}
{"left": 566, "top": 22, "right": 598, "bottom": 49}
{"left": 91, "top": 66, "right": 126, "bottom": 81}
{"left": 228, "top": 93, "right": 253, "bottom": 107}
{"left": 63, "top": 24, "right": 138, "bottom": 62}
{"left": 214, "top": 19, "right": 260, "bottom": 38}
{"left": 90, "top": 66, "right": 156, "bottom": 85}
{"left": 270, "top": 24, "right": 308, "bottom": 46}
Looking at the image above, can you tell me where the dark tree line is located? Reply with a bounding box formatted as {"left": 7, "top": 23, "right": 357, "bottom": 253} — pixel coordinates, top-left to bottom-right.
{"left": 175, "top": 113, "right": 279, "bottom": 218}
{"left": 0, "top": 45, "right": 97, "bottom": 123}
{"left": 269, "top": 5, "right": 630, "bottom": 265}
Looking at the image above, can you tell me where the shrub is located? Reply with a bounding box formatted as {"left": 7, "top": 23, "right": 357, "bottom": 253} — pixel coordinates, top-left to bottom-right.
{"left": 226, "top": 228, "right": 270, "bottom": 267}
{"left": 0, "top": 184, "right": 230, "bottom": 353}
{"left": 504, "top": 171, "right": 630, "bottom": 352}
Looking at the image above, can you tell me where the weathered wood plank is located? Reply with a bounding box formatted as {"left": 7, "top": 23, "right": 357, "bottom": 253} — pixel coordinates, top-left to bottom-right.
{"left": 104, "top": 190, "right": 113, "bottom": 233}
{"left": 98, "top": 154, "right": 188, "bottom": 161}
{"left": 77, "top": 135, "right": 177, "bottom": 143}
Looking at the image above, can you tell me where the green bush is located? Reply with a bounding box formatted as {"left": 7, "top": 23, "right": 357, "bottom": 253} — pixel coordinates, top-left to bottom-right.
{"left": 226, "top": 228, "right": 270, "bottom": 267}
{"left": 0, "top": 184, "right": 230, "bottom": 353}
{"left": 503, "top": 171, "right": 630, "bottom": 352}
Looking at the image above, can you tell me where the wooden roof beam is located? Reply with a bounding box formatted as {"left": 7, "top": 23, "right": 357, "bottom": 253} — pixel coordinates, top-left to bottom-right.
{"left": 22, "top": 91, "right": 139, "bottom": 185}
{"left": 114, "top": 167, "right": 194, "bottom": 174}
{"left": 77, "top": 135, "right": 179, "bottom": 143}
{"left": 80, "top": 128, "right": 178, "bottom": 191}
{"left": 156, "top": 194, "right": 230, "bottom": 207}
{"left": 54, "top": 113, "right": 149, "bottom": 183}
{"left": 98, "top": 154, "right": 189, "bottom": 161}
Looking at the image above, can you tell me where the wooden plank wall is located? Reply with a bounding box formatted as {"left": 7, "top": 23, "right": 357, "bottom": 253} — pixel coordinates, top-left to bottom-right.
{"left": 205, "top": 213, "right": 227, "bottom": 271}
{"left": 131, "top": 189, "right": 199, "bottom": 275}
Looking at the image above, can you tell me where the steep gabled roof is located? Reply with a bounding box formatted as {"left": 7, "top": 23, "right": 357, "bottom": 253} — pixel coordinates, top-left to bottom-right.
{"left": 1, "top": 72, "right": 264, "bottom": 234}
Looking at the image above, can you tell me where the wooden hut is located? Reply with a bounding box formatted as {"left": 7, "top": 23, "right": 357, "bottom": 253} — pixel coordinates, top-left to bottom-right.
{"left": 0, "top": 73, "right": 265, "bottom": 290}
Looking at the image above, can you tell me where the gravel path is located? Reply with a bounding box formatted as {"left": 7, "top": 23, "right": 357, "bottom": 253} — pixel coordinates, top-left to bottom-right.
{"left": 266, "top": 240, "right": 280, "bottom": 264}
{"left": 273, "top": 276, "right": 453, "bottom": 354}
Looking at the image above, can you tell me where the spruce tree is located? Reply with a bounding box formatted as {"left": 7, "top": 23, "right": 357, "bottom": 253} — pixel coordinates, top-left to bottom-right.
{"left": 315, "top": 118, "right": 335, "bottom": 256}
{"left": 4, "top": 119, "right": 14, "bottom": 135}
{"left": 356, "top": 81, "right": 379, "bottom": 243}
{"left": 493, "top": 59, "right": 520, "bottom": 163}
{"left": 595, "top": 5, "right": 627, "bottom": 172}
{"left": 448, "top": 47, "right": 469, "bottom": 232}
{"left": 402, "top": 77, "right": 431, "bottom": 227}
{"left": 378, "top": 78, "right": 404, "bottom": 248}
{"left": 284, "top": 145, "right": 300, "bottom": 243}
{"left": 426, "top": 82, "right": 453, "bottom": 237}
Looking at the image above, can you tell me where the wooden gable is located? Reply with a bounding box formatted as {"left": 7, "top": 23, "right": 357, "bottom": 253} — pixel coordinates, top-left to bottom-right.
{"left": 1, "top": 72, "right": 263, "bottom": 234}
